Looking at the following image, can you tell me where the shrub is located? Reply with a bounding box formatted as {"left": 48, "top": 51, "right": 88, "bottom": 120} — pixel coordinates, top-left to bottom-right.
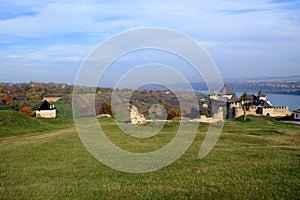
{"left": 99, "top": 102, "right": 114, "bottom": 118}
{"left": 19, "top": 106, "right": 35, "bottom": 117}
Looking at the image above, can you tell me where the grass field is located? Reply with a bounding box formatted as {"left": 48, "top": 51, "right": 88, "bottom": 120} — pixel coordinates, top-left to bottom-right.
{"left": 0, "top": 114, "right": 299, "bottom": 199}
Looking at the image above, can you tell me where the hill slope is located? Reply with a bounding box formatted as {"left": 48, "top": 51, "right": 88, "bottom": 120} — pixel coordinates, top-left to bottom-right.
{"left": 0, "top": 110, "right": 73, "bottom": 137}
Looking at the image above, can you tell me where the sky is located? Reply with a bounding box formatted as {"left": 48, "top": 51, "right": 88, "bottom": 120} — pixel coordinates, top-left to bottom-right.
{"left": 0, "top": 0, "right": 300, "bottom": 85}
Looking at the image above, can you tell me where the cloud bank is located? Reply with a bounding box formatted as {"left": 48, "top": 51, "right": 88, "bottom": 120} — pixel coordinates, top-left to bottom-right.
{"left": 0, "top": 0, "right": 299, "bottom": 83}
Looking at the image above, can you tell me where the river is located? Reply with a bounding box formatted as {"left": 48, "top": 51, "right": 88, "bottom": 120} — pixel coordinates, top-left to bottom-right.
{"left": 198, "top": 90, "right": 300, "bottom": 111}
{"left": 262, "top": 93, "right": 300, "bottom": 111}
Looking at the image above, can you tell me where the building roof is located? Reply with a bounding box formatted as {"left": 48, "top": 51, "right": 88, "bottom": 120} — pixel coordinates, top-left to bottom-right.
{"left": 229, "top": 93, "right": 239, "bottom": 102}
{"left": 209, "top": 88, "right": 216, "bottom": 96}
{"left": 261, "top": 101, "right": 273, "bottom": 108}
{"left": 38, "top": 100, "right": 56, "bottom": 110}
{"left": 293, "top": 109, "right": 300, "bottom": 113}
{"left": 246, "top": 94, "right": 257, "bottom": 100}
{"left": 219, "top": 84, "right": 234, "bottom": 95}
{"left": 240, "top": 94, "right": 257, "bottom": 101}
{"left": 258, "top": 89, "right": 266, "bottom": 97}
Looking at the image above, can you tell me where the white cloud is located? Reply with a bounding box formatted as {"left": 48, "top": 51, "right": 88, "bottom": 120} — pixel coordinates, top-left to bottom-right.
{"left": 0, "top": 44, "right": 93, "bottom": 65}
{"left": 0, "top": 0, "right": 299, "bottom": 39}
{"left": 0, "top": 0, "right": 300, "bottom": 81}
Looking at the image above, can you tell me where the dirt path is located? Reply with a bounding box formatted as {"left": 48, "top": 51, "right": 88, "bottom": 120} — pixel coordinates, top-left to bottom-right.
{"left": 283, "top": 121, "right": 300, "bottom": 125}
{"left": 0, "top": 127, "right": 76, "bottom": 145}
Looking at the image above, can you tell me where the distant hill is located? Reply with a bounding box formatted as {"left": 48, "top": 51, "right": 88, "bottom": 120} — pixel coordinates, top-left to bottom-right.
{"left": 223, "top": 75, "right": 300, "bottom": 82}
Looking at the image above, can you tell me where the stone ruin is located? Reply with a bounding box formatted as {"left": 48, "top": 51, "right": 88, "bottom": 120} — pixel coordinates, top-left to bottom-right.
{"left": 129, "top": 105, "right": 146, "bottom": 124}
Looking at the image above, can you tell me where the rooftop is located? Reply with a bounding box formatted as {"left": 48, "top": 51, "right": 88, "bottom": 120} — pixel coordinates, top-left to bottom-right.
{"left": 258, "top": 89, "right": 266, "bottom": 97}
{"left": 219, "top": 84, "right": 234, "bottom": 95}
{"left": 37, "top": 100, "right": 56, "bottom": 110}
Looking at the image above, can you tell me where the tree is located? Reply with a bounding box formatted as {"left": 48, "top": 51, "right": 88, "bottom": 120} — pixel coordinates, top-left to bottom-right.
{"left": 240, "top": 93, "right": 253, "bottom": 122}
{"left": 0, "top": 94, "right": 13, "bottom": 106}
{"left": 99, "top": 102, "right": 113, "bottom": 118}
{"left": 25, "top": 88, "right": 44, "bottom": 101}
{"left": 165, "top": 104, "right": 181, "bottom": 120}
{"left": 19, "top": 106, "right": 35, "bottom": 117}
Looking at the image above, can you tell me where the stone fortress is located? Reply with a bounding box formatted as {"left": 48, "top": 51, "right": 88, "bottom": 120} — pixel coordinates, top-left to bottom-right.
{"left": 209, "top": 84, "right": 292, "bottom": 119}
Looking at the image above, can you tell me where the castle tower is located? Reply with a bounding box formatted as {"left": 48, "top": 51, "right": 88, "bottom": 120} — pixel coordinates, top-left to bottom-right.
{"left": 219, "top": 84, "right": 234, "bottom": 100}
{"left": 209, "top": 88, "right": 218, "bottom": 100}
{"left": 258, "top": 89, "right": 267, "bottom": 101}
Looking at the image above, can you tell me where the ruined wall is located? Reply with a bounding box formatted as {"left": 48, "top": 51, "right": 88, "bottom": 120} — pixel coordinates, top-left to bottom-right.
{"left": 199, "top": 115, "right": 212, "bottom": 123}
{"left": 130, "top": 106, "right": 146, "bottom": 124}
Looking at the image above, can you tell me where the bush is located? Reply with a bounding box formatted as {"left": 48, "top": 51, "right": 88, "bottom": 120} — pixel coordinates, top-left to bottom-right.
{"left": 19, "top": 106, "right": 35, "bottom": 117}
{"left": 165, "top": 104, "right": 181, "bottom": 120}
{"left": 99, "top": 102, "right": 114, "bottom": 118}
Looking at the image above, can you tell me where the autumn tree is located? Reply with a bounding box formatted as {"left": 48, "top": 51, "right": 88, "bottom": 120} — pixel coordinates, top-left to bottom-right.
{"left": 25, "top": 88, "right": 44, "bottom": 101}
{"left": 0, "top": 94, "right": 13, "bottom": 106}
{"left": 165, "top": 104, "right": 181, "bottom": 120}
{"left": 99, "top": 102, "right": 113, "bottom": 118}
{"left": 19, "top": 106, "right": 35, "bottom": 117}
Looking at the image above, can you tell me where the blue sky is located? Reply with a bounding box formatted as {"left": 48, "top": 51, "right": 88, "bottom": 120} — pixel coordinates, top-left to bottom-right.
{"left": 0, "top": 0, "right": 300, "bottom": 85}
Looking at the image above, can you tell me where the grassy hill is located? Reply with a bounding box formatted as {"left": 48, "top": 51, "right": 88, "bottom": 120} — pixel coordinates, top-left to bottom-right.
{"left": 0, "top": 115, "right": 299, "bottom": 199}
{"left": 53, "top": 98, "right": 73, "bottom": 119}
{"left": 0, "top": 110, "right": 73, "bottom": 137}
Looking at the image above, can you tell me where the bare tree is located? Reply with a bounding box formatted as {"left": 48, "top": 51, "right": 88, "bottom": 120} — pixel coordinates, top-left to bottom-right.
{"left": 240, "top": 93, "right": 253, "bottom": 122}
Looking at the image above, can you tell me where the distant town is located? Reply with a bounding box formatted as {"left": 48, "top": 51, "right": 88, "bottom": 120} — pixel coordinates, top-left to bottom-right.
{"left": 136, "top": 77, "right": 300, "bottom": 96}
{"left": 189, "top": 79, "right": 300, "bottom": 96}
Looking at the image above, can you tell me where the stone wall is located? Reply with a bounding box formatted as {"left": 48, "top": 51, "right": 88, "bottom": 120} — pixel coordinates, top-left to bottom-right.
{"left": 233, "top": 106, "right": 291, "bottom": 118}
{"left": 233, "top": 106, "right": 260, "bottom": 118}
{"left": 199, "top": 115, "right": 212, "bottom": 123}
{"left": 233, "top": 107, "right": 244, "bottom": 118}
{"left": 270, "top": 106, "right": 292, "bottom": 117}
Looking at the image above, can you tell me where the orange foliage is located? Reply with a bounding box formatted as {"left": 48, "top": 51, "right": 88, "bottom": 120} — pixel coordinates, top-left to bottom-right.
{"left": 165, "top": 104, "right": 181, "bottom": 120}
{"left": 19, "top": 106, "right": 35, "bottom": 117}
{"left": 0, "top": 94, "right": 13, "bottom": 105}
{"left": 99, "top": 102, "right": 113, "bottom": 117}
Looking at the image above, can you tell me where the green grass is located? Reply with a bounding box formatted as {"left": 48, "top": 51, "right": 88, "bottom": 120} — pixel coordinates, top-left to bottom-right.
{"left": 0, "top": 115, "right": 299, "bottom": 199}
{"left": 54, "top": 99, "right": 73, "bottom": 119}
{"left": 0, "top": 110, "right": 73, "bottom": 137}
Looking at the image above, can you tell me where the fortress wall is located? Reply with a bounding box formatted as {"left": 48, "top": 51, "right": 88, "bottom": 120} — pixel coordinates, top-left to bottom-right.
{"left": 233, "top": 106, "right": 291, "bottom": 118}
{"left": 271, "top": 106, "right": 292, "bottom": 117}
{"left": 248, "top": 107, "right": 258, "bottom": 115}
{"left": 234, "top": 107, "right": 244, "bottom": 118}
{"left": 233, "top": 106, "right": 258, "bottom": 118}
{"left": 262, "top": 108, "right": 274, "bottom": 116}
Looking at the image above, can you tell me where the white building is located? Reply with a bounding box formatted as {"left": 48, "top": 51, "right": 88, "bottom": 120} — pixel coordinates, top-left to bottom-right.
{"left": 35, "top": 100, "right": 56, "bottom": 118}
{"left": 293, "top": 109, "right": 300, "bottom": 121}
